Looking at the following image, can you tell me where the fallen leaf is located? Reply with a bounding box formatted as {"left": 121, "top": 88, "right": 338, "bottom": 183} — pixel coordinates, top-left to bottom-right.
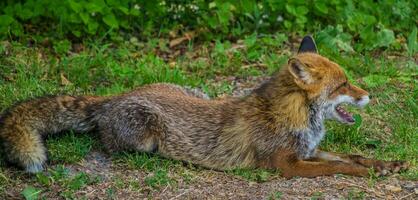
{"left": 169, "top": 31, "right": 195, "bottom": 48}
{"left": 60, "top": 73, "right": 72, "bottom": 86}
{"left": 385, "top": 185, "right": 402, "bottom": 193}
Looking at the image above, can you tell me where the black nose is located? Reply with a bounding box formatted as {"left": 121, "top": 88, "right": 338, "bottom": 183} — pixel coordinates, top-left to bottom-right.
{"left": 368, "top": 95, "right": 373, "bottom": 99}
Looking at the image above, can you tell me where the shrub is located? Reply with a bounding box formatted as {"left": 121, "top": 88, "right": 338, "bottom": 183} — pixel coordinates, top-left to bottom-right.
{"left": 0, "top": 0, "right": 416, "bottom": 51}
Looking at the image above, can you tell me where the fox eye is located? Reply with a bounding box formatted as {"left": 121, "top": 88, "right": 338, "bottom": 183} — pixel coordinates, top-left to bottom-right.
{"left": 331, "top": 81, "right": 348, "bottom": 94}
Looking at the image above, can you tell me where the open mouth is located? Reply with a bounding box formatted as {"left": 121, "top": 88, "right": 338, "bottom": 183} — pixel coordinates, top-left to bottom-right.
{"left": 335, "top": 104, "right": 355, "bottom": 124}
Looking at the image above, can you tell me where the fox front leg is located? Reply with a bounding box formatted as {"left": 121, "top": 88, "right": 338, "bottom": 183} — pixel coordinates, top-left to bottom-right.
{"left": 261, "top": 151, "right": 370, "bottom": 178}
{"left": 311, "top": 150, "right": 409, "bottom": 176}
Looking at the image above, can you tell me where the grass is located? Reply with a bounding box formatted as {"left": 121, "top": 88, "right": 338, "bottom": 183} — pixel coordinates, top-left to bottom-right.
{"left": 0, "top": 35, "right": 417, "bottom": 198}
{"left": 46, "top": 132, "right": 95, "bottom": 164}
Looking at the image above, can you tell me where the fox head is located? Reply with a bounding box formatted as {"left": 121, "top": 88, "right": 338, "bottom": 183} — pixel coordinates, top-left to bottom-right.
{"left": 287, "top": 36, "right": 370, "bottom": 125}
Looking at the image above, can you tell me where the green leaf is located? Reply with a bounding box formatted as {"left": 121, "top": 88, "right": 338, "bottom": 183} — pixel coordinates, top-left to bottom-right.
{"left": 103, "top": 13, "right": 119, "bottom": 28}
{"left": 130, "top": 7, "right": 140, "bottom": 16}
{"left": 407, "top": 26, "right": 417, "bottom": 57}
{"left": 374, "top": 29, "right": 395, "bottom": 48}
{"left": 18, "top": 8, "right": 33, "bottom": 20}
{"left": 106, "top": 0, "right": 118, "bottom": 6}
{"left": 284, "top": 20, "right": 292, "bottom": 29}
{"left": 296, "top": 6, "right": 309, "bottom": 15}
{"left": 244, "top": 34, "right": 257, "bottom": 48}
{"left": 21, "top": 186, "right": 42, "bottom": 200}
{"left": 87, "top": 20, "right": 99, "bottom": 34}
{"left": 315, "top": 2, "right": 328, "bottom": 14}
{"left": 53, "top": 40, "right": 72, "bottom": 55}
{"left": 0, "top": 15, "right": 14, "bottom": 26}
{"left": 68, "top": 0, "right": 82, "bottom": 13}
{"left": 79, "top": 12, "right": 90, "bottom": 24}
{"left": 316, "top": 25, "right": 354, "bottom": 53}
{"left": 352, "top": 114, "right": 362, "bottom": 129}
{"left": 285, "top": 5, "right": 296, "bottom": 16}
{"left": 117, "top": 6, "right": 130, "bottom": 15}
{"left": 217, "top": 2, "right": 233, "bottom": 25}
{"left": 85, "top": 0, "right": 106, "bottom": 13}
{"left": 36, "top": 173, "right": 51, "bottom": 186}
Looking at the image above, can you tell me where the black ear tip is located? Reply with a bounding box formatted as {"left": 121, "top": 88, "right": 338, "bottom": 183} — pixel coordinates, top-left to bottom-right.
{"left": 301, "top": 35, "right": 315, "bottom": 43}
{"left": 298, "top": 35, "right": 318, "bottom": 54}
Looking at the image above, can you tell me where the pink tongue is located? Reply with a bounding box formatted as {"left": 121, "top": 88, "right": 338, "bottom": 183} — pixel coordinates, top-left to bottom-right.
{"left": 336, "top": 106, "right": 354, "bottom": 123}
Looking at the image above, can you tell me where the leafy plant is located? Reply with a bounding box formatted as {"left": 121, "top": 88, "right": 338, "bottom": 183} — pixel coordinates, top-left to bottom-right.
{"left": 0, "top": 0, "right": 416, "bottom": 53}
{"left": 21, "top": 186, "right": 42, "bottom": 200}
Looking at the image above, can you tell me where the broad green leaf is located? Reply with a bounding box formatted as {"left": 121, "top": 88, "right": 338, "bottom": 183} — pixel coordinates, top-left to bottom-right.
{"left": 117, "top": 6, "right": 130, "bottom": 15}
{"left": 85, "top": 0, "right": 106, "bottom": 13}
{"left": 103, "top": 13, "right": 119, "bottom": 28}
{"left": 296, "top": 6, "right": 309, "bottom": 15}
{"left": 374, "top": 29, "right": 395, "bottom": 48}
{"left": 0, "top": 15, "right": 14, "bottom": 26}
{"left": 130, "top": 7, "right": 140, "bottom": 16}
{"left": 21, "top": 186, "right": 42, "bottom": 200}
{"left": 285, "top": 5, "right": 296, "bottom": 16}
{"left": 71, "top": 30, "right": 81, "bottom": 37}
{"left": 244, "top": 34, "right": 257, "bottom": 48}
{"left": 79, "top": 12, "right": 90, "bottom": 24}
{"left": 106, "top": 0, "right": 118, "bottom": 6}
{"left": 315, "top": 2, "right": 328, "bottom": 14}
{"left": 68, "top": 0, "right": 82, "bottom": 13}
{"left": 36, "top": 173, "right": 51, "bottom": 186}
{"left": 407, "top": 26, "right": 417, "bottom": 57}
{"left": 316, "top": 25, "right": 354, "bottom": 53}
{"left": 352, "top": 114, "right": 363, "bottom": 129}
{"left": 87, "top": 20, "right": 99, "bottom": 34}
{"left": 18, "top": 8, "right": 33, "bottom": 20}
{"left": 240, "top": 0, "right": 256, "bottom": 13}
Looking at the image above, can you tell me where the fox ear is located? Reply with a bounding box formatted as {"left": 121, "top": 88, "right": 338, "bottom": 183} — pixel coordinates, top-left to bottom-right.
{"left": 288, "top": 58, "right": 313, "bottom": 84}
{"left": 298, "top": 35, "right": 317, "bottom": 54}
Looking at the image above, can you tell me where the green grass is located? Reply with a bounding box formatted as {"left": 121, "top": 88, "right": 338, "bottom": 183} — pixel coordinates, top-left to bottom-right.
{"left": 46, "top": 132, "right": 95, "bottom": 164}
{"left": 0, "top": 35, "right": 417, "bottom": 198}
{"left": 228, "top": 168, "right": 279, "bottom": 182}
{"left": 32, "top": 165, "right": 100, "bottom": 199}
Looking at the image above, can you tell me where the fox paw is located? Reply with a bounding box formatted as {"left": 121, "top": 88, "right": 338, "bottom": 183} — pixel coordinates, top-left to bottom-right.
{"left": 25, "top": 163, "right": 44, "bottom": 174}
{"left": 374, "top": 160, "right": 409, "bottom": 176}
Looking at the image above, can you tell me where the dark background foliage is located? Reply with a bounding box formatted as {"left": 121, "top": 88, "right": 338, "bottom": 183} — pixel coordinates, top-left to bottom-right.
{"left": 0, "top": 0, "right": 417, "bottom": 53}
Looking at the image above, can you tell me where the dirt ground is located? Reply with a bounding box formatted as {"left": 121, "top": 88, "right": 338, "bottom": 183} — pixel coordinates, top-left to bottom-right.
{"left": 3, "top": 150, "right": 417, "bottom": 200}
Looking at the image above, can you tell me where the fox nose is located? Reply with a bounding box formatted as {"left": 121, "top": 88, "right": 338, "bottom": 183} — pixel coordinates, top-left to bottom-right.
{"left": 357, "top": 96, "right": 370, "bottom": 108}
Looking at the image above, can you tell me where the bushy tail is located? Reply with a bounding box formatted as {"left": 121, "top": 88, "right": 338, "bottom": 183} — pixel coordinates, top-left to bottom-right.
{"left": 0, "top": 95, "right": 105, "bottom": 173}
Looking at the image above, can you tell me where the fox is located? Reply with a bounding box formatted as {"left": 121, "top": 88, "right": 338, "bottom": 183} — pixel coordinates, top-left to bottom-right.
{"left": 0, "top": 36, "right": 408, "bottom": 178}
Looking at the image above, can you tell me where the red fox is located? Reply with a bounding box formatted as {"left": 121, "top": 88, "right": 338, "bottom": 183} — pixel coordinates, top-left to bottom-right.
{"left": 0, "top": 36, "right": 408, "bottom": 177}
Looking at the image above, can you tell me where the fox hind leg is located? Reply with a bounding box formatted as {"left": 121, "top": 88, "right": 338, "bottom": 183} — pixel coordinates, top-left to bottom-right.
{"left": 95, "top": 98, "right": 162, "bottom": 154}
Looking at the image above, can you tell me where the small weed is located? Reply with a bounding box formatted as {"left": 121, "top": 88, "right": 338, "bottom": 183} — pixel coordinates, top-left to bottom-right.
{"left": 33, "top": 166, "right": 99, "bottom": 199}
{"left": 268, "top": 191, "right": 283, "bottom": 200}
{"left": 106, "top": 187, "right": 116, "bottom": 200}
{"left": 21, "top": 186, "right": 42, "bottom": 200}
{"left": 144, "top": 169, "right": 172, "bottom": 188}
{"left": 310, "top": 191, "right": 324, "bottom": 200}
{"left": 347, "top": 189, "right": 366, "bottom": 200}
{"left": 112, "top": 176, "right": 126, "bottom": 189}
{"left": 127, "top": 179, "right": 141, "bottom": 191}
